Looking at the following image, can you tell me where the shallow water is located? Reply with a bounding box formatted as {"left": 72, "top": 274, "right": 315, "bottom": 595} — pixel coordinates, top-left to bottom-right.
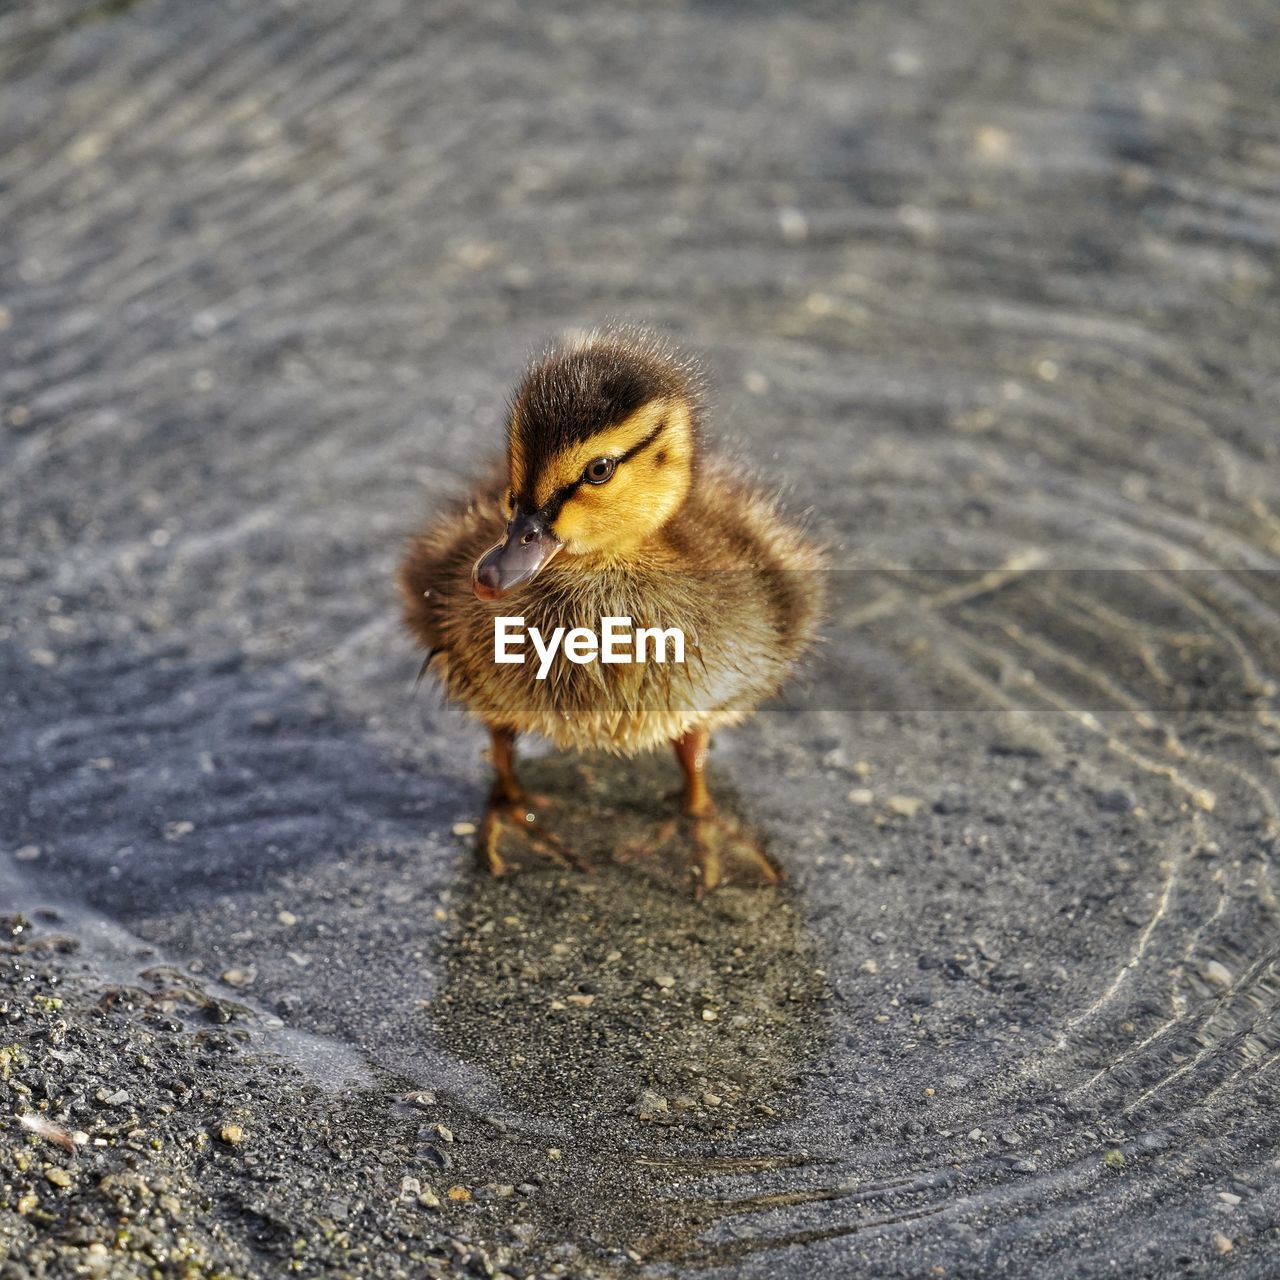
{"left": 3, "top": 0, "right": 1279, "bottom": 1274}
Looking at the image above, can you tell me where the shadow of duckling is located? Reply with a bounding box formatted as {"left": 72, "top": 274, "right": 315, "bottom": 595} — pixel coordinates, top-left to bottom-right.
{"left": 426, "top": 751, "right": 832, "bottom": 1266}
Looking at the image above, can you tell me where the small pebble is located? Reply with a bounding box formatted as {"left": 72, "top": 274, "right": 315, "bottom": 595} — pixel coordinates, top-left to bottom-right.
{"left": 277, "top": 910, "right": 298, "bottom": 927}
{"left": 419, "top": 1187, "right": 441, "bottom": 1208}
{"left": 1203, "top": 960, "right": 1233, "bottom": 987}
{"left": 886, "top": 795, "right": 922, "bottom": 817}
{"left": 452, "top": 821, "right": 476, "bottom": 837}
{"left": 45, "top": 1168, "right": 72, "bottom": 1188}
{"left": 1212, "top": 1232, "right": 1233, "bottom": 1254}
{"left": 777, "top": 206, "right": 807, "bottom": 243}
{"left": 654, "top": 973, "right": 676, "bottom": 989}
{"left": 1093, "top": 788, "right": 1131, "bottom": 814}
{"left": 218, "top": 1123, "right": 245, "bottom": 1146}
{"left": 14, "top": 845, "right": 41, "bottom": 861}
{"left": 847, "top": 788, "right": 875, "bottom": 806}
{"left": 701, "top": 1008, "right": 718, "bottom": 1022}
{"left": 446, "top": 1185, "right": 471, "bottom": 1202}
{"left": 635, "top": 1089, "right": 668, "bottom": 1119}
{"left": 973, "top": 123, "right": 1012, "bottom": 161}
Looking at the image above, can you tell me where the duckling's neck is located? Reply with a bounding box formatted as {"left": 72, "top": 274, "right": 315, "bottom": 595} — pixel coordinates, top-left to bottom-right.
{"left": 571, "top": 529, "right": 681, "bottom": 573}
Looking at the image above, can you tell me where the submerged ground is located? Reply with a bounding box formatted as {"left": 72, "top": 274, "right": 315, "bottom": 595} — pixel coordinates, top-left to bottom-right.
{"left": 3, "top": 0, "right": 1280, "bottom": 1275}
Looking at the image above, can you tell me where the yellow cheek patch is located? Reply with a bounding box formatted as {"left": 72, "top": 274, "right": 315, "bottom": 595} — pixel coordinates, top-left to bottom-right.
{"left": 533, "top": 401, "right": 681, "bottom": 508}
{"left": 551, "top": 417, "right": 693, "bottom": 555}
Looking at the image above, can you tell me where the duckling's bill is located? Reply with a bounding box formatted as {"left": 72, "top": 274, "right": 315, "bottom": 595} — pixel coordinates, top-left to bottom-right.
{"left": 472, "top": 510, "right": 563, "bottom": 601}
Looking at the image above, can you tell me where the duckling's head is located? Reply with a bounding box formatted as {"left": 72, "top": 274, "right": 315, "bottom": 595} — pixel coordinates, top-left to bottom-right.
{"left": 473, "top": 329, "right": 702, "bottom": 600}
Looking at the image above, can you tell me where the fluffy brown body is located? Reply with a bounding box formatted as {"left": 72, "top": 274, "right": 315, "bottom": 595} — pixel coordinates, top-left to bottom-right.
{"left": 398, "top": 330, "right": 826, "bottom": 892}
{"left": 400, "top": 459, "right": 824, "bottom": 754}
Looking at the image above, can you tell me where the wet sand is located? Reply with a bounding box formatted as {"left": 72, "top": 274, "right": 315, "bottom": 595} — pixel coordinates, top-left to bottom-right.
{"left": 3, "top": 1, "right": 1280, "bottom": 1276}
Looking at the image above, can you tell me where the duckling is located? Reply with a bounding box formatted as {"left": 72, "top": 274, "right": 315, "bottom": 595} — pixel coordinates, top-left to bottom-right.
{"left": 399, "top": 328, "right": 825, "bottom": 894}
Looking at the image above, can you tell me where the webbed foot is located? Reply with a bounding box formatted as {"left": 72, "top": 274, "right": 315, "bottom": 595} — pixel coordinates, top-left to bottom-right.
{"left": 618, "top": 810, "right": 783, "bottom": 899}
{"left": 478, "top": 791, "right": 591, "bottom": 878}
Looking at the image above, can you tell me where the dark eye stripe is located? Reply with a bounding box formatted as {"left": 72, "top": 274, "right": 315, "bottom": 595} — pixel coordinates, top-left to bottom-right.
{"left": 531, "top": 418, "right": 669, "bottom": 524}
{"left": 539, "top": 476, "right": 584, "bottom": 523}
{"left": 617, "top": 417, "right": 667, "bottom": 465}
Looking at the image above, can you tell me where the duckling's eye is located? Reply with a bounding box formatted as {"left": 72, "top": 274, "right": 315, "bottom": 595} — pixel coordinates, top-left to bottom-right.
{"left": 583, "top": 457, "right": 616, "bottom": 485}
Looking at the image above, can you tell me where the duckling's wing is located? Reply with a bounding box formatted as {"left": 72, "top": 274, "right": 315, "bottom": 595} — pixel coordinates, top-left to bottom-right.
{"left": 398, "top": 466, "right": 509, "bottom": 675}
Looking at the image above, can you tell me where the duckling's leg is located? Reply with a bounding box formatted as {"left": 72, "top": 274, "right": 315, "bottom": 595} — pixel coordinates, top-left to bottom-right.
{"left": 477, "top": 727, "right": 588, "bottom": 877}
{"left": 673, "top": 728, "right": 784, "bottom": 897}
{"left": 619, "top": 729, "right": 783, "bottom": 897}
